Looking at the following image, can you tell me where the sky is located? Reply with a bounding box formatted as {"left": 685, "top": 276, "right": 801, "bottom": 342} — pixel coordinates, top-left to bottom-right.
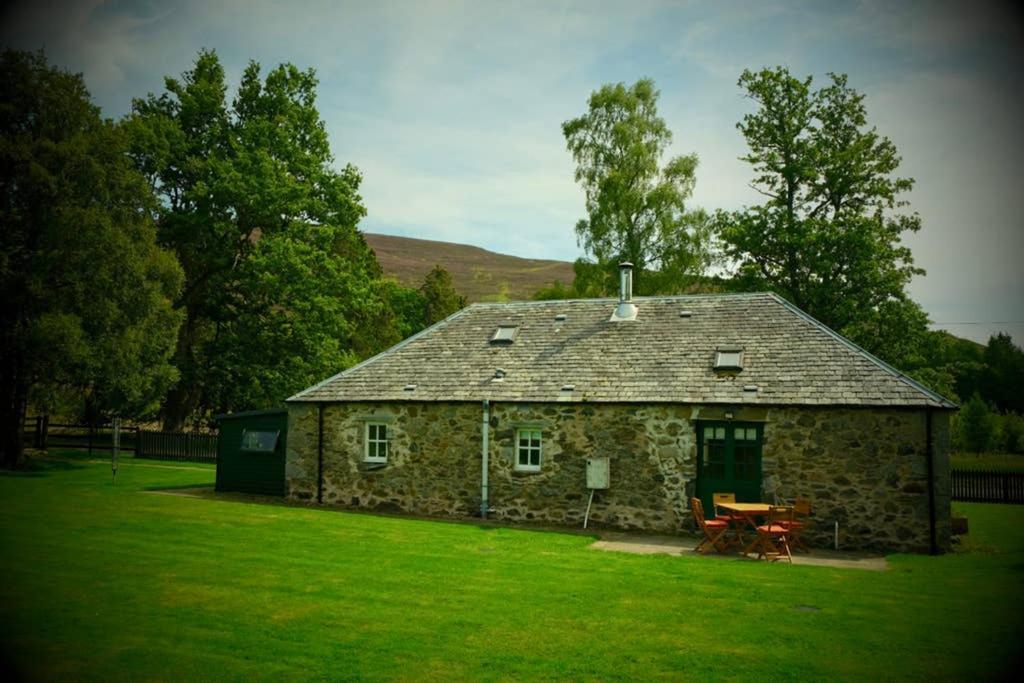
{"left": 2, "top": 0, "right": 1022, "bottom": 344}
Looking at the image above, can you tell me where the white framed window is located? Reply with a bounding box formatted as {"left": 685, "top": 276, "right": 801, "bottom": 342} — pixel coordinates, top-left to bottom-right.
{"left": 516, "top": 428, "right": 542, "bottom": 472}
{"left": 364, "top": 422, "right": 389, "bottom": 463}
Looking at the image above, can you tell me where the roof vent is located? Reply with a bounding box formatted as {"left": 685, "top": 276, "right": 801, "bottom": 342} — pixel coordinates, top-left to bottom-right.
{"left": 609, "top": 262, "right": 638, "bottom": 322}
{"left": 743, "top": 384, "right": 758, "bottom": 393}
{"left": 679, "top": 310, "right": 693, "bottom": 318}
{"left": 554, "top": 314, "right": 567, "bottom": 322}
{"left": 493, "top": 368, "right": 507, "bottom": 382}
{"left": 561, "top": 384, "right": 575, "bottom": 392}
{"left": 403, "top": 384, "right": 417, "bottom": 392}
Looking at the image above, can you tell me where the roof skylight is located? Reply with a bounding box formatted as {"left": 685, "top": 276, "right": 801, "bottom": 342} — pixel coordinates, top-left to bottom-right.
{"left": 490, "top": 325, "right": 518, "bottom": 343}
{"left": 714, "top": 348, "right": 744, "bottom": 371}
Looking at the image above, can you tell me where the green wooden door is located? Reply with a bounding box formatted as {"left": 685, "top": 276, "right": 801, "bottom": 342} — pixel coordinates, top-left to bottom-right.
{"left": 696, "top": 422, "right": 763, "bottom": 515}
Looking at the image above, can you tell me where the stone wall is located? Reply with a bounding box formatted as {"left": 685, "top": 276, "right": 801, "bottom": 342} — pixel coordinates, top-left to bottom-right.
{"left": 762, "top": 407, "right": 950, "bottom": 553}
{"left": 286, "top": 401, "right": 951, "bottom": 553}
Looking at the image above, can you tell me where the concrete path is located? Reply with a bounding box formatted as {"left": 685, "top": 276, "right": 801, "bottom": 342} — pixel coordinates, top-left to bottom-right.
{"left": 592, "top": 532, "right": 888, "bottom": 571}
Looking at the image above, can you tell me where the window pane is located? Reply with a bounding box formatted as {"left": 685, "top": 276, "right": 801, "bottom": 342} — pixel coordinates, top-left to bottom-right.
{"left": 715, "top": 427, "right": 725, "bottom": 440}
{"left": 368, "top": 442, "right": 378, "bottom": 459}
{"left": 746, "top": 428, "right": 757, "bottom": 441}
{"left": 704, "top": 427, "right": 713, "bottom": 440}
{"left": 380, "top": 441, "right": 388, "bottom": 459}
{"left": 734, "top": 427, "right": 745, "bottom": 441}
{"left": 241, "top": 430, "right": 278, "bottom": 453}
{"left": 519, "top": 436, "right": 529, "bottom": 448}
{"left": 734, "top": 444, "right": 757, "bottom": 480}
{"left": 378, "top": 425, "right": 387, "bottom": 440}
{"left": 530, "top": 451, "right": 540, "bottom": 466}
{"left": 704, "top": 442, "right": 725, "bottom": 478}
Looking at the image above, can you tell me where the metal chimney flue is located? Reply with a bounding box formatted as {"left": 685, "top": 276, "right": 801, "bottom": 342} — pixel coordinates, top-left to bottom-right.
{"left": 610, "top": 261, "right": 638, "bottom": 322}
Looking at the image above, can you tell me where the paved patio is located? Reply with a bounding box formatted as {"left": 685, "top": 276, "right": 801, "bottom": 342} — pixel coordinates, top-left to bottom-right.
{"left": 592, "top": 532, "right": 888, "bottom": 570}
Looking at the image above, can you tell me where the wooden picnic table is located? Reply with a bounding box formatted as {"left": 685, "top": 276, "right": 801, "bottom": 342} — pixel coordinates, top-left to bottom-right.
{"left": 716, "top": 502, "right": 772, "bottom": 554}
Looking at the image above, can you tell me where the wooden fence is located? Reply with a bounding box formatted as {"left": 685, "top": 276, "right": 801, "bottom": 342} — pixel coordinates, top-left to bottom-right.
{"left": 951, "top": 469, "right": 1024, "bottom": 504}
{"left": 23, "top": 417, "right": 217, "bottom": 463}
{"left": 136, "top": 430, "right": 217, "bottom": 463}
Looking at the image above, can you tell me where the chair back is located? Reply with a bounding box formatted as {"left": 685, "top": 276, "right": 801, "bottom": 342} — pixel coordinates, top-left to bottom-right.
{"left": 691, "top": 497, "right": 710, "bottom": 529}
{"left": 768, "top": 505, "right": 794, "bottom": 527}
{"left": 793, "top": 498, "right": 812, "bottom": 517}
{"left": 712, "top": 492, "right": 736, "bottom": 508}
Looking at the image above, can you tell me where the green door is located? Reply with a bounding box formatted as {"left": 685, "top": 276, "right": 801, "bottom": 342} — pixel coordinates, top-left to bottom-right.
{"left": 696, "top": 422, "right": 763, "bottom": 515}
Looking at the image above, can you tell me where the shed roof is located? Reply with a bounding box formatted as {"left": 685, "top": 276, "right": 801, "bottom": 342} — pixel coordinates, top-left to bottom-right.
{"left": 288, "top": 292, "right": 955, "bottom": 409}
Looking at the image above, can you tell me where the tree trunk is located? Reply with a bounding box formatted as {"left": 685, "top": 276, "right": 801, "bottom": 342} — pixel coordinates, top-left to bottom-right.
{"left": 161, "top": 306, "right": 202, "bottom": 431}
{"left": 0, "top": 373, "right": 28, "bottom": 469}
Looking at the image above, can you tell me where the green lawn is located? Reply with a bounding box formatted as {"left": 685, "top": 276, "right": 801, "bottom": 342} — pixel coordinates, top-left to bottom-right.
{"left": 1, "top": 452, "right": 1022, "bottom": 680}
{"left": 952, "top": 452, "right": 1024, "bottom": 472}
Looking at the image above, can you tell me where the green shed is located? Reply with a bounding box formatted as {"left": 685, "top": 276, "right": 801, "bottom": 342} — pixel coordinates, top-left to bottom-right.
{"left": 215, "top": 408, "right": 287, "bottom": 496}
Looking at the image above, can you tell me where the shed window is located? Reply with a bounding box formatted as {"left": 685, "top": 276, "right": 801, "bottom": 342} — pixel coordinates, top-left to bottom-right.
{"left": 491, "top": 325, "right": 518, "bottom": 343}
{"left": 516, "top": 428, "right": 542, "bottom": 472}
{"left": 714, "top": 349, "right": 743, "bottom": 370}
{"left": 240, "top": 429, "right": 279, "bottom": 453}
{"left": 365, "top": 423, "right": 389, "bottom": 463}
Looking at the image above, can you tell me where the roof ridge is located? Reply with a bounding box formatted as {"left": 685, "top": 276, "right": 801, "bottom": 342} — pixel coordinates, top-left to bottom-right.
{"left": 465, "top": 292, "right": 775, "bottom": 309}
{"left": 766, "top": 292, "right": 957, "bottom": 409}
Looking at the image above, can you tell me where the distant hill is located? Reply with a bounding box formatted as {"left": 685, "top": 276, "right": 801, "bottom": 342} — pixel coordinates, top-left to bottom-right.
{"left": 364, "top": 233, "right": 575, "bottom": 302}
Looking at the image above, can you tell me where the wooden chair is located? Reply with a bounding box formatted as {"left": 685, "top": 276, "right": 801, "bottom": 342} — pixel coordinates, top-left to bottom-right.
{"left": 753, "top": 505, "right": 794, "bottom": 563}
{"left": 779, "top": 498, "right": 812, "bottom": 553}
{"left": 712, "top": 492, "right": 747, "bottom": 545}
{"left": 691, "top": 497, "right": 732, "bottom": 554}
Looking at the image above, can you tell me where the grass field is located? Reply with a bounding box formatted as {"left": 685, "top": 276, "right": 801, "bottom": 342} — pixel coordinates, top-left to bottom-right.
{"left": 951, "top": 452, "right": 1024, "bottom": 472}
{"left": 1, "top": 452, "right": 1022, "bottom": 680}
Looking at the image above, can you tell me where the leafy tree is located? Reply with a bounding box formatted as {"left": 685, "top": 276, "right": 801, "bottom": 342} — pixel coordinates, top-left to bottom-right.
{"left": 719, "top": 67, "right": 925, "bottom": 366}
{"left": 982, "top": 333, "right": 1024, "bottom": 413}
{"left": 128, "top": 50, "right": 394, "bottom": 425}
{"left": 378, "top": 280, "right": 429, "bottom": 339}
{"left": 959, "top": 394, "right": 994, "bottom": 453}
{"left": 0, "top": 50, "right": 183, "bottom": 466}
{"left": 562, "top": 79, "right": 713, "bottom": 296}
{"left": 420, "top": 265, "right": 467, "bottom": 325}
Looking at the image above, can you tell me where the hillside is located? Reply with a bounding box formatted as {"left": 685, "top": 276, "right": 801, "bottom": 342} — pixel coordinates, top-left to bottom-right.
{"left": 365, "top": 233, "right": 575, "bottom": 302}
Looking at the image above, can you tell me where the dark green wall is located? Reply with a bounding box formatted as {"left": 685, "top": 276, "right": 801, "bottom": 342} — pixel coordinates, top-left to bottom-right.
{"left": 216, "top": 410, "right": 287, "bottom": 496}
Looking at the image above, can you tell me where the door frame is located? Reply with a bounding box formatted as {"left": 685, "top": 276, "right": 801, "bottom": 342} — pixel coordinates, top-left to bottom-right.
{"left": 695, "top": 420, "right": 764, "bottom": 513}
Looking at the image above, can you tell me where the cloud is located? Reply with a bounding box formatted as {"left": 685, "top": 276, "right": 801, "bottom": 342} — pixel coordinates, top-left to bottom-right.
{"left": 2, "top": 0, "right": 1021, "bottom": 341}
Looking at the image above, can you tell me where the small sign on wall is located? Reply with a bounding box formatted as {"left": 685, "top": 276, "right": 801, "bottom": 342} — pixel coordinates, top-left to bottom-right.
{"left": 586, "top": 457, "right": 610, "bottom": 489}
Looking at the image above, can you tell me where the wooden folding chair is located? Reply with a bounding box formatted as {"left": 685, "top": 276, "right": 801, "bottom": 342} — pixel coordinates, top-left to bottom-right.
{"left": 712, "top": 492, "right": 747, "bottom": 545}
{"left": 754, "top": 505, "right": 794, "bottom": 563}
{"left": 779, "top": 498, "right": 812, "bottom": 553}
{"left": 691, "top": 497, "right": 732, "bottom": 554}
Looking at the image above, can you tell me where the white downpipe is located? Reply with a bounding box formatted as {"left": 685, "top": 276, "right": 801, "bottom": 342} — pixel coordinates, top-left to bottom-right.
{"left": 481, "top": 399, "right": 490, "bottom": 519}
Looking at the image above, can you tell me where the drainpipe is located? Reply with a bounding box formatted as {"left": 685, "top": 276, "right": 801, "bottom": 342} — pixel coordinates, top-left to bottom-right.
{"left": 481, "top": 399, "right": 490, "bottom": 519}
{"left": 317, "top": 404, "right": 324, "bottom": 504}
{"left": 926, "top": 407, "right": 937, "bottom": 555}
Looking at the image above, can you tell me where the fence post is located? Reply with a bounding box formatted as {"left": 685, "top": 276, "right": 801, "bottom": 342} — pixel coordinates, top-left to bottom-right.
{"left": 40, "top": 415, "right": 49, "bottom": 450}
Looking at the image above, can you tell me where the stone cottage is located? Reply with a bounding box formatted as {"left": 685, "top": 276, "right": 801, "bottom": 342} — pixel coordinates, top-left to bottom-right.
{"left": 286, "top": 265, "right": 956, "bottom": 553}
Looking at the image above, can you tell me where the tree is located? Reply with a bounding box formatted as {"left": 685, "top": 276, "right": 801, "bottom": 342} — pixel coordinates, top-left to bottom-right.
{"left": 562, "top": 79, "right": 713, "bottom": 296}
{"left": 719, "top": 67, "right": 925, "bottom": 367}
{"left": 0, "top": 50, "right": 183, "bottom": 466}
{"left": 982, "top": 333, "right": 1024, "bottom": 414}
{"left": 959, "top": 394, "right": 994, "bottom": 453}
{"left": 420, "top": 265, "right": 467, "bottom": 325}
{"left": 128, "top": 50, "right": 395, "bottom": 426}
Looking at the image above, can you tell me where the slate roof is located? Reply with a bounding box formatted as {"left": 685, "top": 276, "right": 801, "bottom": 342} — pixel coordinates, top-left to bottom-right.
{"left": 288, "top": 292, "right": 956, "bottom": 408}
